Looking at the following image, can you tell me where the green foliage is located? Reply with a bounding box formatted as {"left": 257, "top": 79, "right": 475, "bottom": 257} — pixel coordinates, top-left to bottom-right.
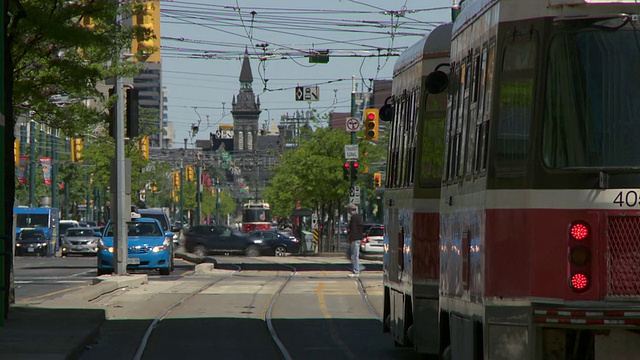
{"left": 263, "top": 126, "right": 382, "bottom": 218}
{"left": 7, "top": 0, "right": 150, "bottom": 135}
{"left": 201, "top": 189, "right": 236, "bottom": 221}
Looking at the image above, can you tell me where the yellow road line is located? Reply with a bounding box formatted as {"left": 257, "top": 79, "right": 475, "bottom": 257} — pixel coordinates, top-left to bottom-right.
{"left": 18, "top": 285, "right": 85, "bottom": 304}
{"left": 315, "top": 282, "right": 356, "bottom": 359}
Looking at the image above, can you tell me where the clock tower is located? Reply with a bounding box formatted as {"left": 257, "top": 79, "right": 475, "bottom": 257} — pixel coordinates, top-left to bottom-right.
{"left": 231, "top": 48, "right": 261, "bottom": 151}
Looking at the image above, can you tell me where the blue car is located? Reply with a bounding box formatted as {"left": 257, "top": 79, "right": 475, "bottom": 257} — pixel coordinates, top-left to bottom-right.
{"left": 97, "top": 217, "right": 174, "bottom": 276}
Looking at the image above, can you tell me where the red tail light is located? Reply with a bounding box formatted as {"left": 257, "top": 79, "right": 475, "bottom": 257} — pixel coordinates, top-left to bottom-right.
{"left": 570, "top": 222, "right": 589, "bottom": 240}
{"left": 570, "top": 273, "right": 589, "bottom": 291}
{"left": 568, "top": 221, "right": 592, "bottom": 293}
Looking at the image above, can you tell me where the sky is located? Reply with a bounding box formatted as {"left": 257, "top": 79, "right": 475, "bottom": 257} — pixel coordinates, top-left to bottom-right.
{"left": 159, "top": 0, "right": 453, "bottom": 148}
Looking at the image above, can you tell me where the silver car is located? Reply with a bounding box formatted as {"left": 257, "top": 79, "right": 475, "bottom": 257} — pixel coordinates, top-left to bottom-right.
{"left": 62, "top": 227, "right": 100, "bottom": 256}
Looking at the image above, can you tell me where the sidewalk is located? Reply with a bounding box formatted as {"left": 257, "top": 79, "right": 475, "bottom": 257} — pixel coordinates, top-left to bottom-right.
{"left": 0, "top": 274, "right": 147, "bottom": 360}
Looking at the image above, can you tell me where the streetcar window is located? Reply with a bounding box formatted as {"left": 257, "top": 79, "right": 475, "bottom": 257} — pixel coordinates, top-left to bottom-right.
{"left": 543, "top": 27, "right": 640, "bottom": 168}
{"left": 495, "top": 37, "right": 536, "bottom": 174}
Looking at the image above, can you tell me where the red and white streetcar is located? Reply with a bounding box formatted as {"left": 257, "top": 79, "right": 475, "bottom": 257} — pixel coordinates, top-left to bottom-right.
{"left": 384, "top": 0, "right": 640, "bottom": 358}
{"left": 241, "top": 200, "right": 271, "bottom": 232}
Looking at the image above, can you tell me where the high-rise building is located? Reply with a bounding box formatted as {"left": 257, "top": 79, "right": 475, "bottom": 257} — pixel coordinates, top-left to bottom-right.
{"left": 130, "top": 0, "right": 170, "bottom": 148}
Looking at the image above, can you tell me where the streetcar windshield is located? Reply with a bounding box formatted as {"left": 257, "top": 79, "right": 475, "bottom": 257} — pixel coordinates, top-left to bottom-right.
{"left": 242, "top": 208, "right": 270, "bottom": 223}
{"left": 543, "top": 24, "right": 640, "bottom": 169}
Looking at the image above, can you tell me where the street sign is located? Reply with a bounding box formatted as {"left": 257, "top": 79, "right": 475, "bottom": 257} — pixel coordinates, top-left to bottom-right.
{"left": 295, "top": 86, "right": 320, "bottom": 101}
{"left": 349, "top": 186, "right": 361, "bottom": 204}
{"left": 344, "top": 144, "right": 358, "bottom": 159}
{"left": 345, "top": 117, "right": 360, "bottom": 132}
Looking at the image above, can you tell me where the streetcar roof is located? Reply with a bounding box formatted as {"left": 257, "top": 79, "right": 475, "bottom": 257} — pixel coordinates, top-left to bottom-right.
{"left": 393, "top": 23, "right": 452, "bottom": 78}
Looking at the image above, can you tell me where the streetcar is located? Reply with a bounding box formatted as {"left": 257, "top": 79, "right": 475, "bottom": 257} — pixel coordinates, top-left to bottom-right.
{"left": 381, "top": 22, "right": 452, "bottom": 355}
{"left": 241, "top": 200, "right": 271, "bottom": 232}
{"left": 431, "top": 0, "right": 640, "bottom": 359}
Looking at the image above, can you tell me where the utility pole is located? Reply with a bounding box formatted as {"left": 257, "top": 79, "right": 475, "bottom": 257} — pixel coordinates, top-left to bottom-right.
{"left": 196, "top": 164, "right": 201, "bottom": 225}
{"left": 112, "top": 6, "right": 128, "bottom": 275}
{"left": 179, "top": 163, "right": 184, "bottom": 227}
{"left": 51, "top": 130, "right": 57, "bottom": 210}
{"left": 350, "top": 76, "right": 357, "bottom": 195}
{"left": 29, "top": 120, "right": 36, "bottom": 207}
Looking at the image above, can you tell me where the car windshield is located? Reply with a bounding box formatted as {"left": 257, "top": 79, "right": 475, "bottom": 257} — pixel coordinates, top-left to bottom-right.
{"left": 368, "top": 228, "right": 384, "bottom": 236}
{"left": 20, "top": 230, "right": 45, "bottom": 239}
{"left": 104, "top": 222, "right": 162, "bottom": 237}
{"left": 67, "top": 229, "right": 94, "bottom": 237}
{"left": 17, "top": 214, "right": 49, "bottom": 228}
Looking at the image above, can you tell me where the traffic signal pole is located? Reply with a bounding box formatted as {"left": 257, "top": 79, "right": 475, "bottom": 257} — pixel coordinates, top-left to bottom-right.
{"left": 113, "top": 7, "right": 128, "bottom": 275}
{"left": 350, "top": 76, "right": 356, "bottom": 188}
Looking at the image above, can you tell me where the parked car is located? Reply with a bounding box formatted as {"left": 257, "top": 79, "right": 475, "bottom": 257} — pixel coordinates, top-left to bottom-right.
{"left": 61, "top": 227, "right": 100, "bottom": 256}
{"left": 362, "top": 223, "right": 382, "bottom": 237}
{"left": 360, "top": 225, "right": 384, "bottom": 256}
{"left": 15, "top": 228, "right": 49, "bottom": 256}
{"left": 184, "top": 225, "right": 267, "bottom": 257}
{"left": 138, "top": 208, "right": 176, "bottom": 247}
{"left": 97, "top": 217, "right": 173, "bottom": 276}
{"left": 246, "top": 230, "right": 301, "bottom": 256}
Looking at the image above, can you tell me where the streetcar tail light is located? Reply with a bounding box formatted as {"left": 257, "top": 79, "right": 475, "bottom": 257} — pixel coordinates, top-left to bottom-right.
{"left": 568, "top": 220, "right": 592, "bottom": 293}
{"left": 570, "top": 273, "right": 589, "bottom": 291}
{"left": 570, "top": 222, "right": 589, "bottom": 240}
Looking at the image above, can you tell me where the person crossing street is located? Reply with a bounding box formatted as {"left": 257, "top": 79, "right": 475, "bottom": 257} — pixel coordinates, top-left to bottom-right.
{"left": 346, "top": 203, "right": 363, "bottom": 276}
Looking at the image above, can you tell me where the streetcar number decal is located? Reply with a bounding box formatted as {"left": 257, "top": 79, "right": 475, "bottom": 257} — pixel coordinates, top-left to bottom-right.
{"left": 614, "top": 191, "right": 639, "bottom": 207}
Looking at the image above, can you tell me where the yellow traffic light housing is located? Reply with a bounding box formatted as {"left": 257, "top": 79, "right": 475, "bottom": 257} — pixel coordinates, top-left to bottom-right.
{"left": 137, "top": 136, "right": 149, "bottom": 160}
{"left": 186, "top": 165, "right": 195, "bottom": 181}
{"left": 172, "top": 171, "right": 181, "bottom": 189}
{"left": 364, "top": 108, "right": 379, "bottom": 141}
{"left": 373, "top": 172, "right": 382, "bottom": 188}
{"left": 71, "top": 138, "right": 84, "bottom": 162}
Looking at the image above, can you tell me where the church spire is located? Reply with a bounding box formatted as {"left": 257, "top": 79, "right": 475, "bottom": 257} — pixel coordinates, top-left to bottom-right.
{"left": 239, "top": 47, "right": 253, "bottom": 87}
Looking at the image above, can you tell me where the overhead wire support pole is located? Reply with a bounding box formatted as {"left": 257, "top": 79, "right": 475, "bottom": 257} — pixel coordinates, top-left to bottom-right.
{"left": 114, "top": 4, "right": 128, "bottom": 275}
{"left": 350, "top": 75, "right": 356, "bottom": 188}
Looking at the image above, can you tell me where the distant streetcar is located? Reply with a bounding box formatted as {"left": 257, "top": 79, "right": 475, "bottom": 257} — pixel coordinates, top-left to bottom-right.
{"left": 382, "top": 22, "right": 452, "bottom": 355}
{"left": 241, "top": 200, "right": 271, "bottom": 232}
{"left": 384, "top": 0, "right": 640, "bottom": 359}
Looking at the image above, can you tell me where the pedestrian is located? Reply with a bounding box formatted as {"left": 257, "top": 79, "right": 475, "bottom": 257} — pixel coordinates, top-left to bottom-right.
{"left": 346, "top": 203, "right": 363, "bottom": 277}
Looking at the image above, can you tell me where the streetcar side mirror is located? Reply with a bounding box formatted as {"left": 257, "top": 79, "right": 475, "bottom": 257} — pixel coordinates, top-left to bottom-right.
{"left": 425, "top": 70, "right": 449, "bottom": 94}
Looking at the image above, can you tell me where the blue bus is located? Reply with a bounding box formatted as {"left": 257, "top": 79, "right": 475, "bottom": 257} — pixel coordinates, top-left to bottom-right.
{"left": 14, "top": 207, "right": 60, "bottom": 256}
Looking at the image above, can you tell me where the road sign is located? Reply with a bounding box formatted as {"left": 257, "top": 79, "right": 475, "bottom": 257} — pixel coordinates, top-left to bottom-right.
{"left": 344, "top": 144, "right": 358, "bottom": 159}
{"left": 295, "top": 86, "right": 319, "bottom": 101}
{"left": 349, "top": 186, "right": 361, "bottom": 204}
{"left": 345, "top": 117, "right": 360, "bottom": 132}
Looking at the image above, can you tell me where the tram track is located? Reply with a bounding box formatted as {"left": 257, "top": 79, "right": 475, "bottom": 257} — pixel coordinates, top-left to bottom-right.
{"left": 129, "top": 257, "right": 298, "bottom": 360}
{"left": 84, "top": 255, "right": 383, "bottom": 359}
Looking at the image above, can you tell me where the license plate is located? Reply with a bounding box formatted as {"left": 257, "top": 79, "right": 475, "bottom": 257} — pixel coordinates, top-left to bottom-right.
{"left": 27, "top": 248, "right": 34, "bottom": 252}
{"left": 127, "top": 257, "right": 140, "bottom": 265}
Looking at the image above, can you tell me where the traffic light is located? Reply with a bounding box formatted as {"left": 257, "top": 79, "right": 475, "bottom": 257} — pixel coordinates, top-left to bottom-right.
{"left": 14, "top": 140, "right": 19, "bottom": 164}
{"left": 351, "top": 161, "right": 359, "bottom": 181}
{"left": 172, "top": 171, "right": 181, "bottom": 189}
{"left": 186, "top": 165, "right": 195, "bottom": 181}
{"left": 126, "top": 88, "right": 139, "bottom": 138}
{"left": 364, "top": 108, "right": 379, "bottom": 141}
{"left": 137, "top": 136, "right": 149, "bottom": 159}
{"left": 373, "top": 172, "right": 382, "bottom": 188}
{"left": 343, "top": 162, "right": 350, "bottom": 181}
{"left": 71, "top": 138, "right": 83, "bottom": 162}
{"left": 108, "top": 87, "right": 140, "bottom": 139}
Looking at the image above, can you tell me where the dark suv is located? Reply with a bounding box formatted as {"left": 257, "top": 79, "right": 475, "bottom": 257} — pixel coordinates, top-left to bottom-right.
{"left": 184, "top": 225, "right": 266, "bottom": 257}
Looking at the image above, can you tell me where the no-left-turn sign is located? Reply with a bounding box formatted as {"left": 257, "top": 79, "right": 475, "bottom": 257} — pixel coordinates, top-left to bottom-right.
{"left": 346, "top": 117, "right": 360, "bottom": 132}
